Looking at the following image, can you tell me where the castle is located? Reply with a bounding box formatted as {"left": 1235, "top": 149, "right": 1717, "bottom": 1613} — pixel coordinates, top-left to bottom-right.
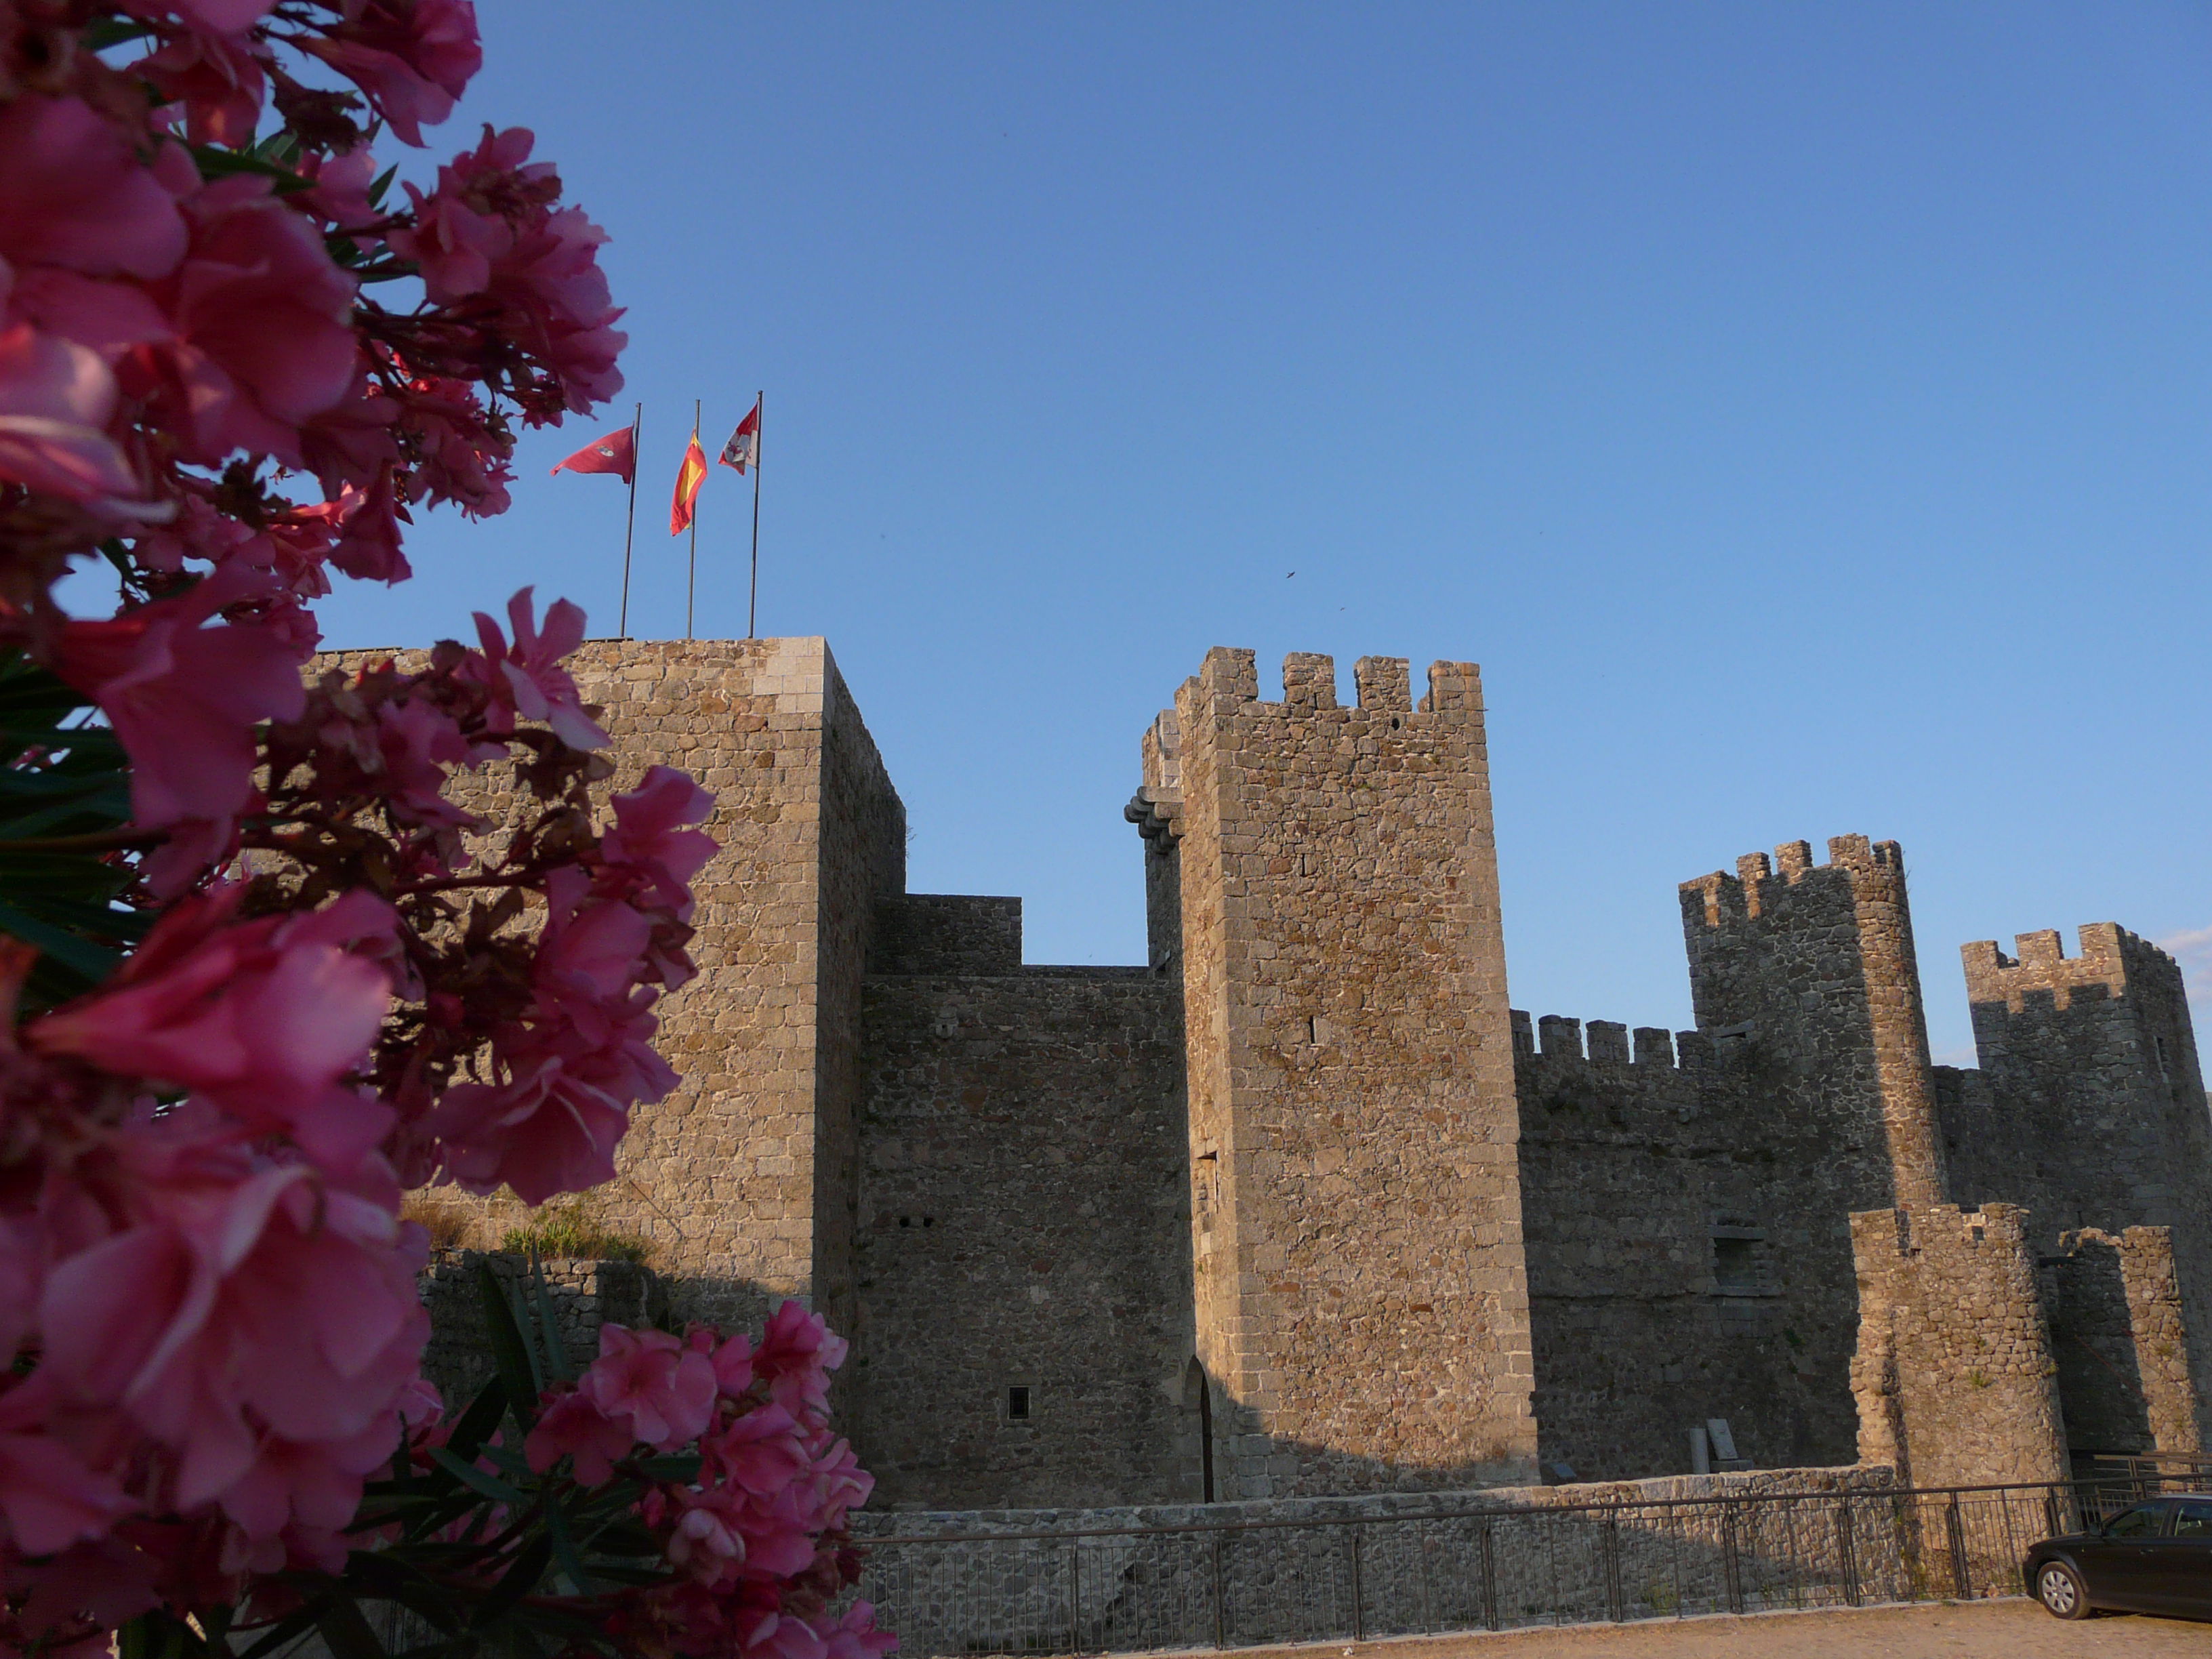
{"left": 407, "top": 636, "right": 2212, "bottom": 1511}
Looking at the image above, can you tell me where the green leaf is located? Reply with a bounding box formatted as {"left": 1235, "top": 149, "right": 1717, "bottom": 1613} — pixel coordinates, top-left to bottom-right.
{"left": 468, "top": 1534, "right": 554, "bottom": 1631}
{"left": 0, "top": 897, "right": 123, "bottom": 981}
{"left": 546, "top": 1502, "right": 595, "bottom": 1596}
{"left": 474, "top": 1261, "right": 542, "bottom": 1428}
{"left": 529, "top": 1257, "right": 573, "bottom": 1382}
{"left": 186, "top": 142, "right": 314, "bottom": 194}
{"left": 428, "top": 1446, "right": 527, "bottom": 1507}
{"left": 445, "top": 1372, "right": 509, "bottom": 1465}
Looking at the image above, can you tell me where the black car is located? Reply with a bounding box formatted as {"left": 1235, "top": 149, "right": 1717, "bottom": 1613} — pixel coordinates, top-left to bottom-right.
{"left": 2026, "top": 1494, "right": 2212, "bottom": 1620}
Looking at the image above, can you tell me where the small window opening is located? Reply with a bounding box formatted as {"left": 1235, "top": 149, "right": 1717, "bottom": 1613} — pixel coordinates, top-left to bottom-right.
{"left": 1389, "top": 716, "right": 1401, "bottom": 730}
{"left": 2156, "top": 1034, "right": 2172, "bottom": 1082}
{"left": 1006, "top": 1386, "right": 1032, "bottom": 1421}
{"left": 922, "top": 1216, "right": 935, "bottom": 1228}
{"left": 1713, "top": 1235, "right": 1759, "bottom": 1296}
{"left": 1306, "top": 1017, "right": 1318, "bottom": 1044}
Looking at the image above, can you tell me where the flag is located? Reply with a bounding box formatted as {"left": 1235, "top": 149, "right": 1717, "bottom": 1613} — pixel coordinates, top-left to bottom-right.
{"left": 550, "top": 423, "right": 636, "bottom": 483}
{"left": 719, "top": 400, "right": 760, "bottom": 474}
{"left": 670, "top": 433, "right": 708, "bottom": 534}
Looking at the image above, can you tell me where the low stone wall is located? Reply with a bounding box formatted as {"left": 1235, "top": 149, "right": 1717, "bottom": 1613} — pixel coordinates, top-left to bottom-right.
{"left": 849, "top": 1467, "right": 1906, "bottom": 1656}
{"left": 419, "top": 1250, "right": 663, "bottom": 1405}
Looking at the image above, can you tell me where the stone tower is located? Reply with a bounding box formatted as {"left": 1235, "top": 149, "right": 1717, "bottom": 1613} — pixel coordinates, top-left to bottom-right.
{"left": 1132, "top": 649, "right": 1538, "bottom": 1498}
{"left": 394, "top": 636, "right": 909, "bottom": 1332}
{"left": 1679, "top": 836, "right": 1948, "bottom": 1210}
{"left": 1950, "top": 925, "right": 2212, "bottom": 1446}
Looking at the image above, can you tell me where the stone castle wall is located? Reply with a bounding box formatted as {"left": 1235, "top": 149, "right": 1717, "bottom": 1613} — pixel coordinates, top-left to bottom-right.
{"left": 1161, "top": 651, "right": 1535, "bottom": 1498}
{"left": 1848, "top": 1204, "right": 2068, "bottom": 1488}
{"left": 2039, "top": 1226, "right": 2203, "bottom": 1459}
{"left": 363, "top": 634, "right": 2212, "bottom": 1515}
{"left": 848, "top": 895, "right": 1194, "bottom": 1509}
{"left": 1512, "top": 1014, "right": 1849, "bottom": 1483}
{"left": 1946, "top": 924, "right": 2212, "bottom": 1446}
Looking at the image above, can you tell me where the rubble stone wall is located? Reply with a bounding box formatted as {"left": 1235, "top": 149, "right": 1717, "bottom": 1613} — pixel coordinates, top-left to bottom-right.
{"left": 1949, "top": 925, "right": 2212, "bottom": 1446}
{"left": 1513, "top": 1015, "right": 1851, "bottom": 1482}
{"left": 2040, "top": 1226, "right": 2203, "bottom": 1458}
{"left": 1848, "top": 1204, "right": 2068, "bottom": 1488}
{"left": 848, "top": 960, "right": 1193, "bottom": 1510}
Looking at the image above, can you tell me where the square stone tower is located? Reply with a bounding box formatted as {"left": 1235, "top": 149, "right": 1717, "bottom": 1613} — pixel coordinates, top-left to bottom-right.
{"left": 375, "top": 636, "right": 908, "bottom": 1332}
{"left": 1136, "top": 648, "right": 1538, "bottom": 1498}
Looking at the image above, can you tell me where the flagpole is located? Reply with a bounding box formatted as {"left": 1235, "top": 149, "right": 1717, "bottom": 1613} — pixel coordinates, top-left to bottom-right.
{"left": 747, "top": 391, "right": 763, "bottom": 640}
{"left": 618, "top": 402, "right": 640, "bottom": 638}
{"left": 687, "top": 397, "right": 700, "bottom": 641}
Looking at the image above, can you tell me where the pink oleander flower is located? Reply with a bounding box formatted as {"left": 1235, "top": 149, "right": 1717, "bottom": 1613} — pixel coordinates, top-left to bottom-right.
{"left": 138, "top": 22, "right": 272, "bottom": 146}
{"left": 819, "top": 1602, "right": 898, "bottom": 1659}
{"left": 322, "top": 468, "right": 413, "bottom": 581}
{"left": 298, "top": 375, "right": 405, "bottom": 499}
{"left": 665, "top": 1488, "right": 746, "bottom": 1582}
{"left": 428, "top": 1050, "right": 632, "bottom": 1204}
{"left": 51, "top": 576, "right": 310, "bottom": 862}
{"left": 398, "top": 374, "right": 513, "bottom": 516}
{"left": 523, "top": 1389, "right": 632, "bottom": 1487}
{"left": 28, "top": 887, "right": 397, "bottom": 1165}
{"left": 364, "top": 695, "right": 485, "bottom": 831}
{"left": 35, "top": 1113, "right": 429, "bottom": 1541}
{"left": 294, "top": 147, "right": 386, "bottom": 238}
{"left": 0, "top": 323, "right": 146, "bottom": 508}
{"left": 0, "top": 1380, "right": 135, "bottom": 1557}
{"left": 697, "top": 1328, "right": 756, "bottom": 1397}
{"left": 579, "top": 1326, "right": 716, "bottom": 1451}
{"left": 300, "top": 0, "right": 483, "bottom": 147}
{"left": 752, "top": 1301, "right": 850, "bottom": 1418}
{"left": 605, "top": 766, "right": 719, "bottom": 919}
{"left": 808, "top": 1435, "right": 875, "bottom": 1527}
{"left": 469, "top": 587, "right": 608, "bottom": 749}
{"left": 702, "top": 1402, "right": 808, "bottom": 1500}
{"left": 0, "top": 96, "right": 189, "bottom": 283}
{"left": 142, "top": 175, "right": 362, "bottom": 465}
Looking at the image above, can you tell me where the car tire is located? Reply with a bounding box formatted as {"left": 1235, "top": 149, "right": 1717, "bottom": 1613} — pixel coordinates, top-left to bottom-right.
{"left": 2036, "top": 1561, "right": 2093, "bottom": 1620}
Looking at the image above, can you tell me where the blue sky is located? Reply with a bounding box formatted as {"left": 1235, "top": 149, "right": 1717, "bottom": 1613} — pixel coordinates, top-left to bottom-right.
{"left": 319, "top": 2, "right": 2212, "bottom": 1064}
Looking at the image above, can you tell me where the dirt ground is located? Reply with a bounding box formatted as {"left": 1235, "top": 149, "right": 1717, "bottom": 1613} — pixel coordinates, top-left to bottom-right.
{"left": 1151, "top": 1599, "right": 2212, "bottom": 1657}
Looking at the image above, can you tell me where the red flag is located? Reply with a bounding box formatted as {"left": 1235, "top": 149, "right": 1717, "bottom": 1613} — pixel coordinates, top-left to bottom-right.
{"left": 670, "top": 434, "right": 708, "bottom": 534}
{"left": 550, "top": 423, "right": 636, "bottom": 483}
{"left": 719, "top": 400, "right": 760, "bottom": 475}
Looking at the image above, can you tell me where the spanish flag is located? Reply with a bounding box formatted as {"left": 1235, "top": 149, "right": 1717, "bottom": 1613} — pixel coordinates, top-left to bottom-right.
{"left": 670, "top": 431, "right": 708, "bottom": 535}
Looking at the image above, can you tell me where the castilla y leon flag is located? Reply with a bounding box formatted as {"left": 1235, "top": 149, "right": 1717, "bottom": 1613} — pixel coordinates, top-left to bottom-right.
{"left": 670, "top": 432, "right": 708, "bottom": 534}
{"left": 719, "top": 400, "right": 760, "bottom": 474}
{"left": 550, "top": 423, "right": 636, "bottom": 482}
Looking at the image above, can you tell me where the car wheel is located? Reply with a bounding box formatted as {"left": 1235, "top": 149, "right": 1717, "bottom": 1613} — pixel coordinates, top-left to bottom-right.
{"left": 2037, "top": 1561, "right": 2091, "bottom": 1620}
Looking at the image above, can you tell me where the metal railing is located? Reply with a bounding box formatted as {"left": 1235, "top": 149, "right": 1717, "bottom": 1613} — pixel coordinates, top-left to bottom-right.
{"left": 854, "top": 1475, "right": 2185, "bottom": 1656}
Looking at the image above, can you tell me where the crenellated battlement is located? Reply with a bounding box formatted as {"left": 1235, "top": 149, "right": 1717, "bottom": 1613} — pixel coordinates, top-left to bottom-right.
{"left": 1961, "top": 923, "right": 2182, "bottom": 1012}
{"left": 1681, "top": 834, "right": 1906, "bottom": 928}
{"left": 1180, "top": 647, "right": 1482, "bottom": 721}
{"left": 1509, "top": 1010, "right": 1685, "bottom": 1069}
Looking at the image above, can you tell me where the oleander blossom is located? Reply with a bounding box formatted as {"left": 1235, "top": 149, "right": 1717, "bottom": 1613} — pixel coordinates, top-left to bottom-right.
{"left": 0, "top": 1, "right": 798, "bottom": 1654}
{"left": 530, "top": 1305, "right": 895, "bottom": 1659}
